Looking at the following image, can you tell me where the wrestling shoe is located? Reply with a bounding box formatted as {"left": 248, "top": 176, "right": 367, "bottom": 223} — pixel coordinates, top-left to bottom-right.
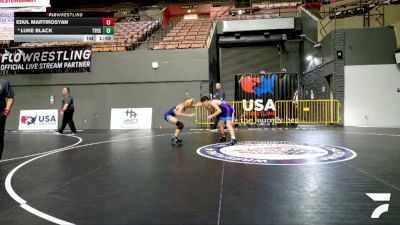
{"left": 229, "top": 139, "right": 237, "bottom": 145}
{"left": 171, "top": 137, "right": 182, "bottom": 146}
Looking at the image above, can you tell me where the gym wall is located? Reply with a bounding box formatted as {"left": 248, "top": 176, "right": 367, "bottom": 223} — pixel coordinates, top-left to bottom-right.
{"left": 5, "top": 49, "right": 210, "bottom": 130}
{"left": 302, "top": 27, "right": 398, "bottom": 127}
{"left": 344, "top": 64, "right": 400, "bottom": 127}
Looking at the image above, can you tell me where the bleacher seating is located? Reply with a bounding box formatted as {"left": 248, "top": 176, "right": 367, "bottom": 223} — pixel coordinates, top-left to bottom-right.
{"left": 10, "top": 2, "right": 305, "bottom": 52}
{"left": 154, "top": 18, "right": 212, "bottom": 50}
{"left": 19, "top": 20, "right": 160, "bottom": 52}
{"left": 0, "top": 41, "right": 10, "bottom": 46}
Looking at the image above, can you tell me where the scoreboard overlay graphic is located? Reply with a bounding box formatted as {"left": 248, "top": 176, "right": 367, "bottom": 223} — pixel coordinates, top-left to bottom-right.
{"left": 14, "top": 12, "right": 115, "bottom": 42}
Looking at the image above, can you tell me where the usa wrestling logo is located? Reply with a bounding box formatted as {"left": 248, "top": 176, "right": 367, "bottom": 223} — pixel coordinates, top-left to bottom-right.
{"left": 196, "top": 141, "right": 357, "bottom": 165}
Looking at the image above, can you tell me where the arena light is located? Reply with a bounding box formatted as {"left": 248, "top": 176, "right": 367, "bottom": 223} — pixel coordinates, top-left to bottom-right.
{"left": 184, "top": 14, "right": 198, "bottom": 20}
{"left": 306, "top": 55, "right": 313, "bottom": 61}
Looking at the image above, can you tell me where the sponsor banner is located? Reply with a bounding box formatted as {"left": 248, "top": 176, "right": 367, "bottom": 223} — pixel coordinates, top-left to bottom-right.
{"left": 0, "top": 7, "right": 46, "bottom": 40}
{"left": 0, "top": 46, "right": 92, "bottom": 74}
{"left": 235, "top": 72, "right": 298, "bottom": 125}
{"left": 18, "top": 109, "right": 58, "bottom": 130}
{"left": 110, "top": 108, "right": 152, "bottom": 129}
{"left": 0, "top": 0, "right": 50, "bottom": 8}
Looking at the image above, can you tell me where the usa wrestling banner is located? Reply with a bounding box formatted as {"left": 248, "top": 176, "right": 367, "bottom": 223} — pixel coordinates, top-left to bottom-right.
{"left": 18, "top": 109, "right": 58, "bottom": 130}
{"left": 236, "top": 73, "right": 298, "bottom": 101}
{"left": 0, "top": 46, "right": 92, "bottom": 74}
{"left": 235, "top": 72, "right": 298, "bottom": 125}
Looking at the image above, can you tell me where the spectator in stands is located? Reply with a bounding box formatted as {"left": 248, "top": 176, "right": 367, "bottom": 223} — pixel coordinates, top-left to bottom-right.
{"left": 0, "top": 79, "right": 14, "bottom": 160}
{"left": 58, "top": 87, "right": 77, "bottom": 135}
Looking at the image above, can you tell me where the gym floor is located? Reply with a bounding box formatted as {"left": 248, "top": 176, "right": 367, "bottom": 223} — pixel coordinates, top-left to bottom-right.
{"left": 0, "top": 127, "right": 399, "bottom": 225}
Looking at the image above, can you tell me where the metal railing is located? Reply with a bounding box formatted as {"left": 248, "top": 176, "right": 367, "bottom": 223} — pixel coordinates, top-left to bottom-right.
{"left": 195, "top": 101, "right": 258, "bottom": 127}
{"left": 275, "top": 100, "right": 341, "bottom": 125}
{"left": 195, "top": 99, "right": 341, "bottom": 127}
{"left": 318, "top": 0, "right": 385, "bottom": 40}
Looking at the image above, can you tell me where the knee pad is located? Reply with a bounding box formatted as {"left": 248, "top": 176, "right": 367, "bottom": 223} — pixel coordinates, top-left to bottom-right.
{"left": 176, "top": 121, "right": 184, "bottom": 130}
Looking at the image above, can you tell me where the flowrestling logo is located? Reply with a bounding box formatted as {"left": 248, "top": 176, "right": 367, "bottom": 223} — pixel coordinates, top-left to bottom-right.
{"left": 196, "top": 141, "right": 357, "bottom": 165}
{"left": 366, "top": 193, "right": 391, "bottom": 219}
{"left": 0, "top": 46, "right": 92, "bottom": 74}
